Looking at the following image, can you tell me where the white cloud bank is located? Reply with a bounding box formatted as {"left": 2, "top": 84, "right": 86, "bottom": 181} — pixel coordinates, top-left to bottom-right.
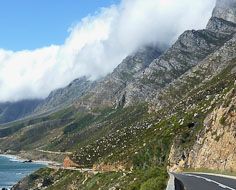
{"left": 0, "top": 0, "right": 216, "bottom": 102}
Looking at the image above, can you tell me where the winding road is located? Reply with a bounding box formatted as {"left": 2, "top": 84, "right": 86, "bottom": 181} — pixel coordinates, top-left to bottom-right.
{"left": 173, "top": 173, "right": 236, "bottom": 190}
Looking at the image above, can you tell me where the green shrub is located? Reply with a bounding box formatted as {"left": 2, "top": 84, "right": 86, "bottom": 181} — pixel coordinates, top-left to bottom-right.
{"left": 140, "top": 177, "right": 166, "bottom": 190}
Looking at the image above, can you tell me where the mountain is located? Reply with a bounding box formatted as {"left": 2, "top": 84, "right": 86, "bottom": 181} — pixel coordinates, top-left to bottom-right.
{"left": 0, "top": 99, "right": 42, "bottom": 124}
{"left": 0, "top": 45, "right": 162, "bottom": 125}
{"left": 213, "top": 0, "right": 236, "bottom": 23}
{"left": 0, "top": 77, "right": 93, "bottom": 124}
{"left": 70, "top": 23, "right": 233, "bottom": 110}
{"left": 34, "top": 76, "right": 94, "bottom": 114}
{"left": 75, "top": 45, "right": 163, "bottom": 109}
{"left": 3, "top": 0, "right": 236, "bottom": 189}
{"left": 69, "top": 0, "right": 236, "bottom": 170}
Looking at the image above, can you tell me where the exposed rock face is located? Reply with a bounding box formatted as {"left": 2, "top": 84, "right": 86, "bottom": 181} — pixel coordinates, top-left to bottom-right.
{"left": 213, "top": 0, "right": 236, "bottom": 23}
{"left": 163, "top": 2, "right": 236, "bottom": 172}
{"left": 124, "top": 27, "right": 235, "bottom": 107}
{"left": 119, "top": 0, "right": 236, "bottom": 109}
{"left": 168, "top": 89, "right": 236, "bottom": 172}
{"left": 153, "top": 32, "right": 236, "bottom": 110}
{"left": 75, "top": 45, "right": 162, "bottom": 109}
{"left": 187, "top": 89, "right": 236, "bottom": 171}
{"left": 206, "top": 17, "right": 236, "bottom": 34}
{"left": 63, "top": 156, "right": 79, "bottom": 168}
{"left": 35, "top": 76, "right": 94, "bottom": 113}
{"left": 165, "top": 35, "right": 236, "bottom": 173}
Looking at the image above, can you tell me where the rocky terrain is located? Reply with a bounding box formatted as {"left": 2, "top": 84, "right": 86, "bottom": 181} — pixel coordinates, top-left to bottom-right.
{"left": 188, "top": 88, "right": 236, "bottom": 171}
{"left": 75, "top": 45, "right": 163, "bottom": 109}
{"left": 1, "top": 0, "right": 236, "bottom": 190}
{"left": 35, "top": 76, "right": 94, "bottom": 114}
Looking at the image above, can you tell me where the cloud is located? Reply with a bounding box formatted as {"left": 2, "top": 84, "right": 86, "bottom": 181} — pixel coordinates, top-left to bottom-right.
{"left": 0, "top": 0, "right": 216, "bottom": 102}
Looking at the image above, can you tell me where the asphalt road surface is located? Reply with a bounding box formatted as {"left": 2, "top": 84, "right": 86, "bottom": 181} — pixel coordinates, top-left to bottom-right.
{"left": 173, "top": 173, "right": 236, "bottom": 190}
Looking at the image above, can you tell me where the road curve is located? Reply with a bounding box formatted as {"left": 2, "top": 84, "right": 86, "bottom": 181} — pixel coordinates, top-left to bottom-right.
{"left": 173, "top": 173, "right": 236, "bottom": 190}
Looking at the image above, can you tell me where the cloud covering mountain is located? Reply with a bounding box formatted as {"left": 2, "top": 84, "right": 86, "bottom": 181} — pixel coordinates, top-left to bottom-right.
{"left": 0, "top": 0, "right": 215, "bottom": 102}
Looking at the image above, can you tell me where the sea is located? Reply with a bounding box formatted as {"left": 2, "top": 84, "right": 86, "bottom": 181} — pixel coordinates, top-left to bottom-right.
{"left": 0, "top": 155, "right": 46, "bottom": 189}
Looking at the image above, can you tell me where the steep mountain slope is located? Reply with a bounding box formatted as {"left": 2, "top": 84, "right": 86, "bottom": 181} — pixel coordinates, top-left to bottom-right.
{"left": 120, "top": 18, "right": 236, "bottom": 107}
{"left": 161, "top": 35, "right": 236, "bottom": 171}
{"left": 152, "top": 29, "right": 236, "bottom": 110}
{"left": 68, "top": 28, "right": 236, "bottom": 171}
{"left": 188, "top": 88, "right": 236, "bottom": 171}
{"left": 76, "top": 45, "right": 163, "bottom": 109}
{"left": 213, "top": 0, "right": 236, "bottom": 23}
{"left": 34, "top": 77, "right": 94, "bottom": 114}
{"left": 0, "top": 45, "right": 162, "bottom": 125}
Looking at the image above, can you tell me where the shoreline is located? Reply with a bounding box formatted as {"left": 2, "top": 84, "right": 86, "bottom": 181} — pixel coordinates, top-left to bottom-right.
{"left": 0, "top": 154, "right": 50, "bottom": 190}
{"left": 0, "top": 153, "right": 62, "bottom": 167}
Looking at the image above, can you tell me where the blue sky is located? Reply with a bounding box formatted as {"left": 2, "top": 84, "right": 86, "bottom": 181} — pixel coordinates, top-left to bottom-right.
{"left": 0, "top": 0, "right": 119, "bottom": 51}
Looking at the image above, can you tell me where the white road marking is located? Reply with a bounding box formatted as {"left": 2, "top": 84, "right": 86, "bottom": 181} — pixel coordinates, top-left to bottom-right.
{"left": 184, "top": 172, "right": 236, "bottom": 180}
{"left": 183, "top": 174, "right": 236, "bottom": 190}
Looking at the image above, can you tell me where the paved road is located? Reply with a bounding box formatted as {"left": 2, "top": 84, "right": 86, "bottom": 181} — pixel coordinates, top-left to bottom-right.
{"left": 48, "top": 165, "right": 99, "bottom": 174}
{"left": 36, "top": 149, "right": 72, "bottom": 155}
{"left": 173, "top": 173, "right": 236, "bottom": 190}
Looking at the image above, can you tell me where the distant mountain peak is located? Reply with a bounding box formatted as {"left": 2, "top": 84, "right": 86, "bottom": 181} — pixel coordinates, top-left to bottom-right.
{"left": 213, "top": 0, "right": 236, "bottom": 23}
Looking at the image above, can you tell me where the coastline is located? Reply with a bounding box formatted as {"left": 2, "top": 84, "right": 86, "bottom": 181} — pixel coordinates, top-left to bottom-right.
{"left": 0, "top": 154, "right": 50, "bottom": 190}
{"left": 0, "top": 153, "right": 62, "bottom": 167}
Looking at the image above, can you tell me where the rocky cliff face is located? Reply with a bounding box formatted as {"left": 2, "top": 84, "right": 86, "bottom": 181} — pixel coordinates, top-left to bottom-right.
{"left": 213, "top": 0, "right": 236, "bottom": 24}
{"left": 63, "top": 156, "right": 79, "bottom": 168}
{"left": 162, "top": 1, "right": 236, "bottom": 173}
{"left": 187, "top": 88, "right": 236, "bottom": 171}
{"left": 165, "top": 27, "right": 236, "bottom": 173}
{"left": 168, "top": 88, "right": 236, "bottom": 172}
{"left": 152, "top": 32, "right": 236, "bottom": 111}
{"left": 120, "top": 7, "right": 236, "bottom": 107}
{"left": 35, "top": 76, "right": 94, "bottom": 114}
{"left": 75, "top": 45, "right": 162, "bottom": 109}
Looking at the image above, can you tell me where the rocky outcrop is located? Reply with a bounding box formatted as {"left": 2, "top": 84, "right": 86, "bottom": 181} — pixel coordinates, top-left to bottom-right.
{"left": 213, "top": 0, "right": 236, "bottom": 24}
{"left": 63, "top": 156, "right": 79, "bottom": 168}
{"left": 75, "top": 45, "right": 162, "bottom": 109}
{"left": 168, "top": 88, "right": 236, "bottom": 172}
{"left": 153, "top": 31, "right": 236, "bottom": 111}
{"left": 206, "top": 17, "right": 236, "bottom": 34}
{"left": 187, "top": 89, "right": 236, "bottom": 172}
{"left": 35, "top": 76, "right": 94, "bottom": 113}
{"left": 122, "top": 12, "right": 236, "bottom": 107}
{"left": 164, "top": 3, "right": 236, "bottom": 171}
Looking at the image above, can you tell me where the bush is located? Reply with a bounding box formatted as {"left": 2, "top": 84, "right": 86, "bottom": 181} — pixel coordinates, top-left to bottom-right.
{"left": 42, "top": 176, "right": 53, "bottom": 187}
{"left": 140, "top": 177, "right": 166, "bottom": 190}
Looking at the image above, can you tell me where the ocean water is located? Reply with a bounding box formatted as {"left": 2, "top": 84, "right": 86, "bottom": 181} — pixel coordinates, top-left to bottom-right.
{"left": 0, "top": 155, "right": 45, "bottom": 189}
